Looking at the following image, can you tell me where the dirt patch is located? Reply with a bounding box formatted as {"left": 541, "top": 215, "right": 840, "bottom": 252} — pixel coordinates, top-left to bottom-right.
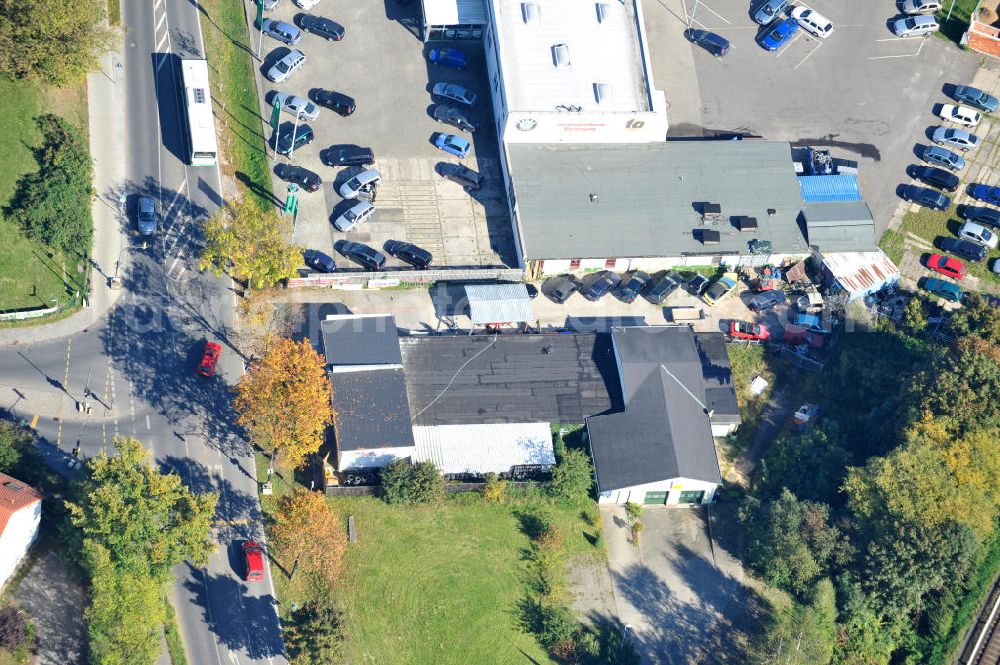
{"left": 11, "top": 548, "right": 86, "bottom": 665}
{"left": 566, "top": 554, "right": 617, "bottom": 626}
{"left": 42, "top": 83, "right": 88, "bottom": 131}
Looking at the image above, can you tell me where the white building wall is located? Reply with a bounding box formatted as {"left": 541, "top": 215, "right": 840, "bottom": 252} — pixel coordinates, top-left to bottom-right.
{"left": 597, "top": 478, "right": 718, "bottom": 506}
{"left": 501, "top": 106, "right": 667, "bottom": 144}
{"left": 537, "top": 253, "right": 808, "bottom": 276}
{"left": 712, "top": 423, "right": 739, "bottom": 438}
{"left": 338, "top": 446, "right": 415, "bottom": 471}
{"left": 0, "top": 501, "right": 41, "bottom": 589}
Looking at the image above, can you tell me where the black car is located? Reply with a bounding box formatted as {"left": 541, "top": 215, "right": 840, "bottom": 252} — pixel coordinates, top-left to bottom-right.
{"left": 438, "top": 163, "right": 483, "bottom": 190}
{"left": 302, "top": 249, "right": 336, "bottom": 273}
{"left": 383, "top": 239, "right": 432, "bottom": 269}
{"left": 272, "top": 122, "right": 314, "bottom": 155}
{"left": 298, "top": 14, "right": 345, "bottom": 40}
{"left": 309, "top": 88, "right": 355, "bottom": 116}
{"left": 685, "top": 273, "right": 710, "bottom": 296}
{"left": 899, "top": 185, "right": 950, "bottom": 211}
{"left": 958, "top": 204, "right": 1000, "bottom": 228}
{"left": 938, "top": 236, "right": 987, "bottom": 262}
{"left": 334, "top": 240, "right": 386, "bottom": 271}
{"left": 909, "top": 165, "right": 960, "bottom": 192}
{"left": 683, "top": 28, "right": 730, "bottom": 57}
{"left": 321, "top": 145, "right": 375, "bottom": 167}
{"left": 643, "top": 270, "right": 683, "bottom": 304}
{"left": 578, "top": 270, "right": 621, "bottom": 301}
{"left": 544, "top": 274, "right": 579, "bottom": 304}
{"left": 432, "top": 105, "right": 477, "bottom": 133}
{"left": 749, "top": 289, "right": 787, "bottom": 313}
{"left": 274, "top": 164, "right": 321, "bottom": 192}
{"left": 615, "top": 270, "right": 651, "bottom": 303}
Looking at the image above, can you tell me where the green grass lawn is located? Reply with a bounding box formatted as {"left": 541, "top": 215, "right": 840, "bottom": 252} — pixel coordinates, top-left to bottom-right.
{"left": 897, "top": 206, "right": 1000, "bottom": 286}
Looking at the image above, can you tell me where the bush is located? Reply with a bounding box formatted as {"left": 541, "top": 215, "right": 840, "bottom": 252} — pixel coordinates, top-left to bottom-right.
{"left": 285, "top": 596, "right": 345, "bottom": 665}
{"left": 0, "top": 605, "right": 28, "bottom": 651}
{"left": 549, "top": 449, "right": 594, "bottom": 503}
{"left": 380, "top": 459, "right": 444, "bottom": 505}
{"left": 481, "top": 473, "right": 509, "bottom": 504}
{"left": 537, "top": 603, "right": 579, "bottom": 650}
{"left": 0, "top": 420, "right": 29, "bottom": 473}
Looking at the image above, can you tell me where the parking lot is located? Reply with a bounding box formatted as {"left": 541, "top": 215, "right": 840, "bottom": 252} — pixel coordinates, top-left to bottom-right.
{"left": 247, "top": 0, "right": 517, "bottom": 271}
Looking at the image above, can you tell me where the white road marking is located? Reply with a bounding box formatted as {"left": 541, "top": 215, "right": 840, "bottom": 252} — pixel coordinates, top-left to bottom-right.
{"left": 156, "top": 12, "right": 166, "bottom": 32}
{"left": 794, "top": 41, "right": 822, "bottom": 69}
{"left": 693, "top": 1, "right": 730, "bottom": 24}
{"left": 145, "top": 414, "right": 151, "bottom": 430}
{"left": 775, "top": 32, "right": 802, "bottom": 58}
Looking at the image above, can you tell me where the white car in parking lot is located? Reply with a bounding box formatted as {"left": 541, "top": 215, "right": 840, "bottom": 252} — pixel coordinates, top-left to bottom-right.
{"left": 272, "top": 92, "right": 320, "bottom": 120}
{"left": 892, "top": 14, "right": 939, "bottom": 37}
{"left": 959, "top": 221, "right": 999, "bottom": 249}
{"left": 791, "top": 6, "right": 833, "bottom": 38}
{"left": 266, "top": 49, "right": 306, "bottom": 84}
{"left": 938, "top": 104, "right": 982, "bottom": 128}
{"left": 294, "top": 0, "right": 321, "bottom": 8}
{"left": 902, "top": 0, "right": 941, "bottom": 14}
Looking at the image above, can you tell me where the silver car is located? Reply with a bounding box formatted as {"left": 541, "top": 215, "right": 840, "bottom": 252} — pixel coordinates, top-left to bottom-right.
{"left": 333, "top": 200, "right": 375, "bottom": 232}
{"left": 338, "top": 168, "right": 381, "bottom": 198}
{"left": 138, "top": 196, "right": 157, "bottom": 235}
{"left": 892, "top": 14, "right": 939, "bottom": 37}
{"left": 272, "top": 91, "right": 320, "bottom": 120}
{"left": 931, "top": 127, "right": 979, "bottom": 152}
{"left": 266, "top": 49, "right": 306, "bottom": 84}
{"left": 431, "top": 82, "right": 477, "bottom": 107}
{"left": 923, "top": 145, "right": 965, "bottom": 172}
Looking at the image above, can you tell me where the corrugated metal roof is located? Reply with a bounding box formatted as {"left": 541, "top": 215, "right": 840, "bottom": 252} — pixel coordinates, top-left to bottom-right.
{"left": 822, "top": 250, "right": 900, "bottom": 298}
{"left": 422, "top": 0, "right": 487, "bottom": 25}
{"left": 797, "top": 174, "right": 862, "bottom": 203}
{"left": 412, "top": 423, "right": 555, "bottom": 474}
{"left": 804, "top": 201, "right": 877, "bottom": 252}
{"left": 465, "top": 283, "right": 533, "bottom": 324}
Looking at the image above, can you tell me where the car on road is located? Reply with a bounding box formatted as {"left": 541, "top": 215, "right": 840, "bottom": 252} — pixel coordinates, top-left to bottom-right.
{"left": 309, "top": 88, "right": 355, "bottom": 115}
{"left": 271, "top": 91, "right": 320, "bottom": 120}
{"left": 752, "top": 0, "right": 789, "bottom": 25}
{"left": 899, "top": 185, "right": 950, "bottom": 211}
{"left": 615, "top": 271, "right": 652, "bottom": 303}
{"left": 922, "top": 277, "right": 963, "bottom": 302}
{"left": 266, "top": 49, "right": 306, "bottom": 83}
{"left": 545, "top": 274, "right": 579, "bottom": 304}
{"left": 729, "top": 320, "right": 770, "bottom": 341}
{"left": 271, "top": 122, "right": 313, "bottom": 155}
{"left": 383, "top": 240, "right": 432, "bottom": 269}
{"left": 321, "top": 145, "right": 374, "bottom": 167}
{"left": 683, "top": 29, "right": 730, "bottom": 57}
{"left": 938, "top": 236, "right": 987, "bottom": 262}
{"left": 338, "top": 168, "right": 381, "bottom": 198}
{"left": 335, "top": 240, "right": 385, "bottom": 270}
{"left": 760, "top": 17, "right": 799, "bottom": 51}
{"left": 438, "top": 162, "right": 483, "bottom": 189}
{"left": 196, "top": 341, "right": 221, "bottom": 378}
{"left": 931, "top": 127, "right": 979, "bottom": 152}
{"left": 274, "top": 164, "right": 321, "bottom": 191}
{"left": 923, "top": 145, "right": 965, "bottom": 171}
{"left": 959, "top": 221, "right": 999, "bottom": 248}
{"left": 791, "top": 6, "right": 833, "bottom": 38}
{"left": 433, "top": 133, "right": 471, "bottom": 158}
{"left": 432, "top": 82, "right": 477, "bottom": 107}
{"left": 702, "top": 272, "right": 738, "bottom": 306}
{"left": 642, "top": 270, "right": 683, "bottom": 304}
{"left": 902, "top": 0, "right": 942, "bottom": 13}
{"left": 433, "top": 105, "right": 476, "bottom": 132}
{"left": 749, "top": 289, "right": 787, "bottom": 312}
{"left": 137, "top": 196, "right": 157, "bottom": 235}
{"left": 242, "top": 541, "right": 265, "bottom": 582}
{"left": 926, "top": 253, "right": 967, "bottom": 279}
{"left": 938, "top": 104, "right": 981, "bottom": 128}
{"left": 333, "top": 200, "right": 375, "bottom": 232}
{"left": 298, "top": 14, "right": 344, "bottom": 40}
{"left": 428, "top": 47, "right": 468, "bottom": 70}
{"left": 892, "top": 14, "right": 939, "bottom": 37}
{"left": 260, "top": 19, "right": 301, "bottom": 45}
{"left": 959, "top": 204, "right": 1000, "bottom": 228}
{"left": 967, "top": 187, "right": 1000, "bottom": 209}
{"left": 953, "top": 85, "right": 999, "bottom": 113}
{"left": 909, "top": 165, "right": 959, "bottom": 192}
{"left": 578, "top": 270, "right": 621, "bottom": 301}
{"left": 302, "top": 249, "right": 336, "bottom": 272}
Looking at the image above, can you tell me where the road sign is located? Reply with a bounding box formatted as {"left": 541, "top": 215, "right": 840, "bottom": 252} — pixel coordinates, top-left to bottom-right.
{"left": 269, "top": 99, "right": 281, "bottom": 132}
{"left": 255, "top": 0, "right": 263, "bottom": 28}
{"left": 284, "top": 184, "right": 298, "bottom": 217}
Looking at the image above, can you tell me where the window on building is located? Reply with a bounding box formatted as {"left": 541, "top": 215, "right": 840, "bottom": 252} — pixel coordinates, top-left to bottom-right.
{"left": 605, "top": 258, "right": 617, "bottom": 268}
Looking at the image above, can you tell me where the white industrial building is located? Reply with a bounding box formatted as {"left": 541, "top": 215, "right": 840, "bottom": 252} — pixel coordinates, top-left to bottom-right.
{"left": 0, "top": 472, "right": 42, "bottom": 591}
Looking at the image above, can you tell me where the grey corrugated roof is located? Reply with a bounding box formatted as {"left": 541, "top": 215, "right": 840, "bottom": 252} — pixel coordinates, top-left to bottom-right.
{"left": 507, "top": 141, "right": 809, "bottom": 260}
{"left": 693, "top": 332, "right": 741, "bottom": 425}
{"left": 330, "top": 369, "right": 414, "bottom": 452}
{"left": 803, "top": 201, "right": 876, "bottom": 252}
{"left": 465, "top": 283, "right": 533, "bottom": 324}
{"left": 321, "top": 315, "right": 401, "bottom": 366}
{"left": 400, "top": 334, "right": 621, "bottom": 426}
{"left": 587, "top": 327, "right": 722, "bottom": 491}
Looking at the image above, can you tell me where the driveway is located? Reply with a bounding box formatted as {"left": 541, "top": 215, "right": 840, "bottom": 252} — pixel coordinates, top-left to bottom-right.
{"left": 600, "top": 505, "right": 760, "bottom": 664}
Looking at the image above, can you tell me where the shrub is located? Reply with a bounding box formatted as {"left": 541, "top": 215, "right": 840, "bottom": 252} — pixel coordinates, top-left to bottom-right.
{"left": 549, "top": 448, "right": 594, "bottom": 503}
{"left": 482, "top": 473, "right": 509, "bottom": 504}
{"left": 285, "top": 596, "right": 345, "bottom": 665}
{"left": 0, "top": 421, "right": 28, "bottom": 473}
{"left": 0, "top": 605, "right": 28, "bottom": 651}
{"left": 537, "top": 603, "right": 579, "bottom": 650}
{"left": 380, "top": 459, "right": 444, "bottom": 505}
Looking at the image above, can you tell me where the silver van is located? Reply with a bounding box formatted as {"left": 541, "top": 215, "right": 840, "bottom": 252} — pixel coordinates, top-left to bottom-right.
{"left": 892, "top": 15, "right": 939, "bottom": 37}
{"left": 266, "top": 49, "right": 306, "bottom": 83}
{"left": 338, "top": 168, "right": 381, "bottom": 198}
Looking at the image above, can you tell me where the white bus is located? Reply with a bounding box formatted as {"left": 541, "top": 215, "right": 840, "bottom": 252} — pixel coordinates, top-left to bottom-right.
{"left": 179, "top": 59, "right": 219, "bottom": 167}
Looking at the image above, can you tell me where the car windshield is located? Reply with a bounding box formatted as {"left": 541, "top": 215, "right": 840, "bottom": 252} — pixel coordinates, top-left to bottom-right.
{"left": 276, "top": 60, "right": 290, "bottom": 73}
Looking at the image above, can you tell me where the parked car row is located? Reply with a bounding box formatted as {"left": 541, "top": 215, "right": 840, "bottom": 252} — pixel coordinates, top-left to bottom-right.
{"left": 302, "top": 238, "right": 434, "bottom": 273}
{"left": 890, "top": 0, "right": 941, "bottom": 37}
{"left": 745, "top": 0, "right": 833, "bottom": 53}
{"left": 544, "top": 269, "right": 688, "bottom": 305}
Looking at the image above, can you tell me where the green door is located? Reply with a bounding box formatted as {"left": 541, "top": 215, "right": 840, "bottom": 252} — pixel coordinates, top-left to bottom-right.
{"left": 677, "top": 490, "right": 705, "bottom": 505}
{"left": 643, "top": 491, "right": 668, "bottom": 505}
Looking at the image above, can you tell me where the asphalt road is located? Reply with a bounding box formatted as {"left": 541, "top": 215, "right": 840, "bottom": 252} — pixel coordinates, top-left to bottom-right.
{"left": 0, "top": 0, "right": 288, "bottom": 663}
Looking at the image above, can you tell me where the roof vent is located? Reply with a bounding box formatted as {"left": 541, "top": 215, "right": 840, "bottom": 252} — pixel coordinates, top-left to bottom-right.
{"left": 522, "top": 2, "right": 539, "bottom": 24}
{"left": 552, "top": 43, "right": 570, "bottom": 68}
{"left": 589, "top": 193, "right": 600, "bottom": 203}
{"left": 3, "top": 481, "right": 24, "bottom": 492}
{"left": 593, "top": 82, "right": 610, "bottom": 104}
{"left": 697, "top": 229, "right": 721, "bottom": 245}
{"left": 596, "top": 2, "right": 611, "bottom": 22}
{"left": 701, "top": 203, "right": 723, "bottom": 223}
{"left": 734, "top": 216, "right": 759, "bottom": 232}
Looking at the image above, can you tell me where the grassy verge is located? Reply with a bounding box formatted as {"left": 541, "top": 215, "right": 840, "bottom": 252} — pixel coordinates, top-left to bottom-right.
{"left": 938, "top": 0, "right": 980, "bottom": 44}
{"left": 199, "top": 0, "right": 273, "bottom": 209}
{"left": 107, "top": 0, "right": 121, "bottom": 25}
{"left": 163, "top": 598, "right": 189, "bottom": 665}
{"left": 879, "top": 228, "right": 905, "bottom": 266}
{"left": 898, "top": 205, "right": 1000, "bottom": 285}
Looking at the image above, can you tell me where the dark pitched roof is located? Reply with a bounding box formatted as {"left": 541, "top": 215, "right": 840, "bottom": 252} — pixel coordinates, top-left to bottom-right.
{"left": 321, "top": 315, "right": 401, "bottom": 366}
{"left": 587, "top": 327, "right": 722, "bottom": 491}
{"left": 399, "top": 334, "right": 621, "bottom": 426}
{"left": 693, "top": 332, "right": 741, "bottom": 425}
{"left": 330, "top": 369, "right": 414, "bottom": 452}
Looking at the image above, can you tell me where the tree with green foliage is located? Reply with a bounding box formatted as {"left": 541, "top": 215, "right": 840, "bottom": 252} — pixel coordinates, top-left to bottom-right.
{"left": 548, "top": 448, "right": 593, "bottom": 502}
{"left": 760, "top": 423, "right": 850, "bottom": 503}
{"left": 899, "top": 295, "right": 928, "bottom": 336}
{"left": 6, "top": 115, "right": 94, "bottom": 256}
{"left": 949, "top": 293, "right": 1000, "bottom": 344}
{"left": 918, "top": 337, "right": 1000, "bottom": 434}
{"left": 0, "top": 0, "right": 117, "bottom": 85}
{"left": 0, "top": 421, "right": 27, "bottom": 472}
{"left": 753, "top": 578, "right": 837, "bottom": 665}
{"left": 380, "top": 459, "right": 445, "bottom": 505}
{"left": 284, "top": 596, "right": 346, "bottom": 665}
{"left": 832, "top": 579, "right": 899, "bottom": 665}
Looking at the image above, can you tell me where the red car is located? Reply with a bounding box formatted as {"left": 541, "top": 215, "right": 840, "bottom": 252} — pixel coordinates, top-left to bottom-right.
{"left": 783, "top": 326, "right": 824, "bottom": 350}
{"left": 729, "top": 320, "right": 770, "bottom": 341}
{"left": 927, "top": 253, "right": 967, "bottom": 280}
{"left": 242, "top": 540, "right": 265, "bottom": 582}
{"left": 196, "top": 341, "right": 222, "bottom": 377}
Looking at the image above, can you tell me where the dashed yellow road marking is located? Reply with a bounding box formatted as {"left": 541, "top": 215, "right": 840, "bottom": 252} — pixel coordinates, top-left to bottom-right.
{"left": 57, "top": 338, "right": 72, "bottom": 448}
{"left": 30, "top": 415, "right": 38, "bottom": 428}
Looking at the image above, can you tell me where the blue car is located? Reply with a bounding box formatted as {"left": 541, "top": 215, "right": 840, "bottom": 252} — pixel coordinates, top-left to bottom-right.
{"left": 970, "top": 184, "right": 1000, "bottom": 206}
{"left": 923, "top": 278, "right": 963, "bottom": 303}
{"left": 760, "top": 17, "right": 799, "bottom": 50}
{"left": 433, "top": 133, "right": 471, "bottom": 158}
{"left": 954, "top": 85, "right": 999, "bottom": 114}
{"left": 428, "top": 47, "right": 468, "bottom": 70}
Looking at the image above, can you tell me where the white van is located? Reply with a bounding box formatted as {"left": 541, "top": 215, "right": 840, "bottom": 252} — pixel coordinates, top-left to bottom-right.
{"left": 792, "top": 6, "right": 833, "bottom": 38}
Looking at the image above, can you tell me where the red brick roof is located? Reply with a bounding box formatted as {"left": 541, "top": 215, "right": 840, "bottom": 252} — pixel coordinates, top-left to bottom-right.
{"left": 0, "top": 472, "right": 42, "bottom": 536}
{"left": 967, "top": 22, "right": 1000, "bottom": 59}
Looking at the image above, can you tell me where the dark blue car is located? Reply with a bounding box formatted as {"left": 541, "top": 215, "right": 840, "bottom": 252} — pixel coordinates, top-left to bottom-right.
{"left": 954, "top": 85, "right": 999, "bottom": 114}
{"left": 428, "top": 47, "right": 468, "bottom": 70}
{"left": 684, "top": 29, "right": 730, "bottom": 57}
{"left": 760, "top": 17, "right": 799, "bottom": 51}
{"left": 970, "top": 184, "right": 1000, "bottom": 207}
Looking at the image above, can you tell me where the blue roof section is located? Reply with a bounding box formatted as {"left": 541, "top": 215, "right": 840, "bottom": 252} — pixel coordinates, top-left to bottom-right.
{"left": 797, "top": 174, "right": 862, "bottom": 203}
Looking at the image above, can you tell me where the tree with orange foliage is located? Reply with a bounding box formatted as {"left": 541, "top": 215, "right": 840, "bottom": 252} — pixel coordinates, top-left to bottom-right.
{"left": 234, "top": 337, "right": 333, "bottom": 469}
{"left": 270, "top": 490, "right": 347, "bottom": 587}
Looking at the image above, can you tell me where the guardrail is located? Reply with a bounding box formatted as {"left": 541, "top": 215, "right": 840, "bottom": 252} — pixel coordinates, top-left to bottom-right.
{"left": 288, "top": 267, "right": 525, "bottom": 289}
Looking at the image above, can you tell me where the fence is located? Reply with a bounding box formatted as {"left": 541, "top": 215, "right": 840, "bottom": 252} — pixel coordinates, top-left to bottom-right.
{"left": 0, "top": 304, "right": 59, "bottom": 322}
{"left": 288, "top": 267, "right": 525, "bottom": 289}
{"left": 325, "top": 480, "right": 545, "bottom": 497}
